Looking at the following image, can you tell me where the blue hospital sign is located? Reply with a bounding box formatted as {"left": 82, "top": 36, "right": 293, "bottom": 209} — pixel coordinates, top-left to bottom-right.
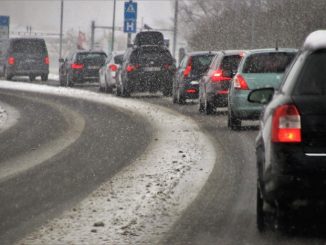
{"left": 124, "top": 1, "right": 137, "bottom": 33}
{"left": 0, "top": 16, "right": 10, "bottom": 38}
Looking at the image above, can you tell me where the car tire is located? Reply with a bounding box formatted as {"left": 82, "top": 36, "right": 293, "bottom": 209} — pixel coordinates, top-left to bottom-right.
{"left": 66, "top": 74, "right": 73, "bottom": 87}
{"left": 121, "top": 83, "right": 130, "bottom": 97}
{"left": 115, "top": 85, "right": 121, "bottom": 97}
{"left": 204, "top": 98, "right": 214, "bottom": 115}
{"left": 29, "top": 75, "right": 36, "bottom": 82}
{"left": 4, "top": 68, "right": 12, "bottom": 80}
{"left": 198, "top": 98, "right": 205, "bottom": 112}
{"left": 99, "top": 83, "right": 104, "bottom": 92}
{"left": 172, "top": 86, "right": 177, "bottom": 104}
{"left": 41, "top": 74, "right": 48, "bottom": 81}
{"left": 257, "top": 186, "right": 266, "bottom": 232}
{"left": 177, "top": 88, "right": 185, "bottom": 104}
{"left": 228, "top": 109, "right": 241, "bottom": 130}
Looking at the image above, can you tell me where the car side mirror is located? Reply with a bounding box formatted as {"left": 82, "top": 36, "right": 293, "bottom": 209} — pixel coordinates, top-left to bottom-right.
{"left": 248, "top": 87, "right": 275, "bottom": 105}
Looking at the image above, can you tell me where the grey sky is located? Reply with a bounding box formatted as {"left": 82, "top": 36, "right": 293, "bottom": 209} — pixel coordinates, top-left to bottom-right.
{"left": 1, "top": 0, "right": 174, "bottom": 38}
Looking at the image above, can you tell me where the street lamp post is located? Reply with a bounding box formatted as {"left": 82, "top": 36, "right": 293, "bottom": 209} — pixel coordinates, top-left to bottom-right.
{"left": 111, "top": 0, "right": 117, "bottom": 52}
{"left": 173, "top": 0, "right": 179, "bottom": 58}
{"left": 59, "top": 0, "right": 64, "bottom": 58}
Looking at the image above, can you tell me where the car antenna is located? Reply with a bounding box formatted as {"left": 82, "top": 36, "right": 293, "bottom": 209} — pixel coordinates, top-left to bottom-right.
{"left": 275, "top": 40, "right": 279, "bottom": 51}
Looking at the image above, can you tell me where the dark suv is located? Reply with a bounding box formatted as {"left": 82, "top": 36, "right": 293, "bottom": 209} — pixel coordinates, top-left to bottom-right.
{"left": 248, "top": 31, "right": 326, "bottom": 231}
{"left": 173, "top": 51, "right": 217, "bottom": 104}
{"left": 117, "top": 45, "right": 175, "bottom": 96}
{"left": 0, "top": 38, "right": 49, "bottom": 81}
{"left": 59, "top": 51, "right": 107, "bottom": 86}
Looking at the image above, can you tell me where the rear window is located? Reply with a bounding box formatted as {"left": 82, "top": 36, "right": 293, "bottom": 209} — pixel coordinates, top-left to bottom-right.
{"left": 130, "top": 47, "right": 172, "bottom": 64}
{"left": 221, "top": 55, "right": 242, "bottom": 72}
{"left": 11, "top": 39, "right": 47, "bottom": 54}
{"left": 191, "top": 54, "right": 215, "bottom": 73}
{"left": 76, "top": 53, "right": 106, "bottom": 64}
{"left": 243, "top": 52, "right": 296, "bottom": 73}
{"left": 295, "top": 50, "right": 326, "bottom": 95}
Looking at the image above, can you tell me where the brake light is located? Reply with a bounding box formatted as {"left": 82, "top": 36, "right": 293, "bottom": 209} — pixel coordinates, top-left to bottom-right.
{"left": 8, "top": 56, "right": 15, "bottom": 65}
{"left": 109, "top": 64, "right": 118, "bottom": 71}
{"left": 44, "top": 56, "right": 49, "bottom": 65}
{"left": 186, "top": 89, "right": 197, "bottom": 93}
{"left": 272, "top": 104, "right": 301, "bottom": 143}
{"left": 71, "top": 63, "right": 84, "bottom": 69}
{"left": 183, "top": 65, "right": 191, "bottom": 77}
{"left": 234, "top": 74, "right": 249, "bottom": 90}
{"left": 126, "top": 64, "right": 140, "bottom": 72}
{"left": 211, "top": 69, "right": 230, "bottom": 83}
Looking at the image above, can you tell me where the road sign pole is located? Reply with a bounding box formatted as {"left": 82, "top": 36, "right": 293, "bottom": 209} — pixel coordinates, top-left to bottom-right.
{"left": 127, "top": 33, "right": 132, "bottom": 47}
{"left": 59, "top": 0, "right": 64, "bottom": 58}
{"left": 173, "top": 0, "right": 179, "bottom": 58}
{"left": 111, "top": 0, "right": 117, "bottom": 52}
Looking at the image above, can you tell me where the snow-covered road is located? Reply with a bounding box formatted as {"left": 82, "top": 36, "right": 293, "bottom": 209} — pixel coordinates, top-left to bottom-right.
{"left": 0, "top": 81, "right": 216, "bottom": 244}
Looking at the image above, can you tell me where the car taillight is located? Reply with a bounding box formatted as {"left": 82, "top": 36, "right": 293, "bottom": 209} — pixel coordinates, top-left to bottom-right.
{"left": 109, "top": 64, "right": 118, "bottom": 71}
{"left": 126, "top": 64, "right": 140, "bottom": 72}
{"left": 183, "top": 65, "right": 191, "bottom": 77}
{"left": 211, "top": 69, "right": 230, "bottom": 83}
{"left": 71, "top": 63, "right": 84, "bottom": 69}
{"left": 44, "top": 56, "right": 49, "bottom": 65}
{"left": 234, "top": 74, "right": 249, "bottom": 90}
{"left": 272, "top": 104, "right": 301, "bottom": 143}
{"left": 8, "top": 56, "right": 15, "bottom": 65}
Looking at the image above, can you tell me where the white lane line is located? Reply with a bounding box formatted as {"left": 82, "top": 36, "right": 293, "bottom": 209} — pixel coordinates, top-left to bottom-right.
{"left": 0, "top": 81, "right": 216, "bottom": 244}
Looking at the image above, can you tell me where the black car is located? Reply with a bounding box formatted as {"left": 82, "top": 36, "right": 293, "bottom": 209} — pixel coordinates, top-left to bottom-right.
{"left": 59, "top": 51, "right": 107, "bottom": 86}
{"left": 173, "top": 51, "right": 217, "bottom": 104}
{"left": 116, "top": 45, "right": 175, "bottom": 97}
{"left": 0, "top": 37, "right": 49, "bottom": 81}
{"left": 248, "top": 30, "right": 326, "bottom": 231}
{"left": 199, "top": 50, "right": 244, "bottom": 114}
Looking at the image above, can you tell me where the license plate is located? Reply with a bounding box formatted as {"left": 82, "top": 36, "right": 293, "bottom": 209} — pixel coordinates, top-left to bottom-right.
{"left": 88, "top": 66, "right": 99, "bottom": 69}
{"left": 144, "top": 67, "right": 161, "bottom": 72}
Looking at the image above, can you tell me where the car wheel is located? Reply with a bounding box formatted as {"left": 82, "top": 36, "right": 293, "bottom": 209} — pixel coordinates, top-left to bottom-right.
{"left": 204, "top": 98, "right": 214, "bottom": 115}
{"left": 41, "top": 74, "right": 48, "bottom": 81}
{"left": 198, "top": 97, "right": 205, "bottom": 112}
{"left": 115, "top": 85, "right": 121, "bottom": 97}
{"left": 99, "top": 83, "right": 104, "bottom": 92}
{"left": 121, "top": 83, "right": 130, "bottom": 97}
{"left": 177, "top": 88, "right": 185, "bottom": 104}
{"left": 29, "top": 75, "right": 36, "bottom": 82}
{"left": 105, "top": 82, "right": 113, "bottom": 93}
{"left": 228, "top": 109, "right": 241, "bottom": 130}
{"left": 4, "top": 68, "right": 12, "bottom": 80}
{"left": 66, "top": 74, "right": 73, "bottom": 87}
{"left": 257, "top": 185, "right": 266, "bottom": 232}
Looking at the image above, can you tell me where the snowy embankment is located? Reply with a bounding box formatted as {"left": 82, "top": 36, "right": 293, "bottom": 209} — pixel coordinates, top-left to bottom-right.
{"left": 0, "top": 100, "right": 19, "bottom": 134}
{"left": 0, "top": 81, "right": 216, "bottom": 244}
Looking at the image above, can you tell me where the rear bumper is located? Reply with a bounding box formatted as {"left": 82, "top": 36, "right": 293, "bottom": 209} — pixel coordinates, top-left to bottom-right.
{"left": 6, "top": 65, "right": 49, "bottom": 76}
{"left": 71, "top": 72, "right": 99, "bottom": 83}
{"left": 264, "top": 144, "right": 326, "bottom": 203}
{"left": 229, "top": 89, "right": 263, "bottom": 119}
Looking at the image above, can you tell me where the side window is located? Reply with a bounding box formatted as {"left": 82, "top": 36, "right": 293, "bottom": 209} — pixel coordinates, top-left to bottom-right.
{"left": 210, "top": 55, "right": 220, "bottom": 69}
{"left": 180, "top": 56, "right": 188, "bottom": 68}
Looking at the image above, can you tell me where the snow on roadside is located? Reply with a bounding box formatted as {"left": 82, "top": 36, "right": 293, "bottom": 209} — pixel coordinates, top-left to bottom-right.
{"left": 0, "top": 101, "right": 20, "bottom": 134}
{"left": 0, "top": 81, "right": 216, "bottom": 244}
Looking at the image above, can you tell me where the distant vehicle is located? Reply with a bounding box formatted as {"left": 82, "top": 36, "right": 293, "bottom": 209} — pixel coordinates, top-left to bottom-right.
{"left": 99, "top": 51, "right": 124, "bottom": 93}
{"left": 199, "top": 50, "right": 245, "bottom": 114}
{"left": 116, "top": 45, "right": 175, "bottom": 97}
{"left": 228, "top": 48, "right": 297, "bottom": 130}
{"left": 249, "top": 30, "right": 326, "bottom": 232}
{"left": 59, "top": 51, "right": 107, "bottom": 87}
{"left": 173, "top": 51, "right": 217, "bottom": 104}
{"left": 134, "top": 31, "right": 164, "bottom": 46}
{"left": 0, "top": 37, "right": 49, "bottom": 81}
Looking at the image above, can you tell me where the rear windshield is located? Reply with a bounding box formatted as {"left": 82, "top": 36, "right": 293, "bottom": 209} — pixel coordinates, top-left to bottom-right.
{"left": 11, "top": 39, "right": 47, "bottom": 54}
{"left": 295, "top": 50, "right": 326, "bottom": 95}
{"left": 243, "top": 52, "right": 296, "bottom": 73}
{"left": 114, "top": 54, "right": 124, "bottom": 64}
{"left": 191, "top": 54, "right": 215, "bottom": 74}
{"left": 130, "top": 47, "right": 173, "bottom": 64}
{"left": 76, "top": 53, "right": 106, "bottom": 64}
{"left": 221, "top": 55, "right": 242, "bottom": 72}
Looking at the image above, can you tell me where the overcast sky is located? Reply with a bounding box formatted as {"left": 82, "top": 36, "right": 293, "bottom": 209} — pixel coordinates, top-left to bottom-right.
{"left": 1, "top": 0, "right": 174, "bottom": 38}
